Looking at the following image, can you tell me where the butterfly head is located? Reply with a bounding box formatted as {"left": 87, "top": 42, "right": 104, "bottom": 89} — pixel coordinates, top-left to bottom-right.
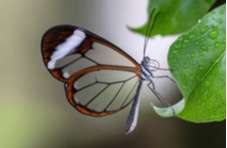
{"left": 143, "top": 56, "right": 151, "bottom": 64}
{"left": 142, "top": 56, "right": 160, "bottom": 72}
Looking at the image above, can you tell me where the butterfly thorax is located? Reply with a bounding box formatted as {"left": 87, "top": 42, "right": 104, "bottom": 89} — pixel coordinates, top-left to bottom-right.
{"left": 140, "top": 56, "right": 160, "bottom": 80}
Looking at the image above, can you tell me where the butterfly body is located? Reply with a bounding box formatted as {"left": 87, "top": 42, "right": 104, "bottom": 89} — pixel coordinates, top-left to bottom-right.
{"left": 41, "top": 23, "right": 172, "bottom": 134}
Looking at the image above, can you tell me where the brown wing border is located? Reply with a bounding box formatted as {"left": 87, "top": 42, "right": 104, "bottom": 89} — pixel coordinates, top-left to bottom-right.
{"left": 41, "top": 25, "right": 140, "bottom": 82}
{"left": 65, "top": 65, "right": 141, "bottom": 117}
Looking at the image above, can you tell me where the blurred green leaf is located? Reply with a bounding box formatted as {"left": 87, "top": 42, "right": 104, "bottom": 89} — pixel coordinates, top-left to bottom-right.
{"left": 167, "top": 4, "right": 226, "bottom": 122}
{"left": 129, "top": 0, "right": 215, "bottom": 36}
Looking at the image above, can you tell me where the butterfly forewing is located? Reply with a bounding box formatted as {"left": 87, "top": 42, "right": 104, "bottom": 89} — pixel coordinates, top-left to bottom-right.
{"left": 41, "top": 25, "right": 140, "bottom": 81}
{"left": 41, "top": 25, "right": 141, "bottom": 116}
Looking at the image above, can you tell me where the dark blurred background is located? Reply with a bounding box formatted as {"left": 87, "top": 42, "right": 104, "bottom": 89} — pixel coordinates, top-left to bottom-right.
{"left": 0, "top": 0, "right": 225, "bottom": 148}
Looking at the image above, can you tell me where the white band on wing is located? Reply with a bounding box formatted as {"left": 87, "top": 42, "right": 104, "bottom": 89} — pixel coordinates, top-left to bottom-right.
{"left": 48, "top": 29, "right": 86, "bottom": 69}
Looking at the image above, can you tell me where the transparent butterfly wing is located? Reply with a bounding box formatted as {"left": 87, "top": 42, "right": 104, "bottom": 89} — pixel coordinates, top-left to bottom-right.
{"left": 66, "top": 69, "right": 140, "bottom": 116}
{"left": 41, "top": 25, "right": 141, "bottom": 116}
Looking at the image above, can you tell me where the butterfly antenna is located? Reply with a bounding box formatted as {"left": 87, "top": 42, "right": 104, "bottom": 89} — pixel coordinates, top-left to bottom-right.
{"left": 143, "top": 9, "right": 160, "bottom": 58}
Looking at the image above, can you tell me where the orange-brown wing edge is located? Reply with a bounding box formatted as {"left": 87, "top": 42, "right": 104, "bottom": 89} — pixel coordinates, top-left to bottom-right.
{"left": 65, "top": 65, "right": 141, "bottom": 117}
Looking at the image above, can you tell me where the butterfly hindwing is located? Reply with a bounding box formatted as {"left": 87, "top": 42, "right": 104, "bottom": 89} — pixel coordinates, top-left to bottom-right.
{"left": 66, "top": 68, "right": 140, "bottom": 116}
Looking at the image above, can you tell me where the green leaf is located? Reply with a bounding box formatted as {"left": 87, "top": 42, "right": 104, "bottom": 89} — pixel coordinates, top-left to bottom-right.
{"left": 167, "top": 4, "right": 226, "bottom": 122}
{"left": 129, "top": 0, "right": 215, "bottom": 36}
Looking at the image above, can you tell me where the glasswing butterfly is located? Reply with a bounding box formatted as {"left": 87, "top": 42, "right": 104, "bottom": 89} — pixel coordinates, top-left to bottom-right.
{"left": 41, "top": 9, "right": 175, "bottom": 134}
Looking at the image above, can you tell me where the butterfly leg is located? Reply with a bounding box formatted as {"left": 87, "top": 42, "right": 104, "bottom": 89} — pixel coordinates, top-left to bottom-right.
{"left": 150, "top": 74, "right": 175, "bottom": 83}
{"left": 147, "top": 81, "right": 175, "bottom": 115}
{"left": 147, "top": 81, "right": 165, "bottom": 106}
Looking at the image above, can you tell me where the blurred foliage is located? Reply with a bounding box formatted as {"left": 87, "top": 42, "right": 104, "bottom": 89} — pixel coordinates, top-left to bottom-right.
{"left": 129, "top": 0, "right": 215, "bottom": 36}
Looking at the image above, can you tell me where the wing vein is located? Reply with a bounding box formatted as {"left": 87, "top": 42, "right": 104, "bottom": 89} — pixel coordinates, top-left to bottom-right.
{"left": 102, "top": 74, "right": 138, "bottom": 111}
{"left": 84, "top": 84, "right": 109, "bottom": 107}
{"left": 103, "top": 83, "right": 125, "bottom": 111}
{"left": 121, "top": 78, "right": 139, "bottom": 108}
